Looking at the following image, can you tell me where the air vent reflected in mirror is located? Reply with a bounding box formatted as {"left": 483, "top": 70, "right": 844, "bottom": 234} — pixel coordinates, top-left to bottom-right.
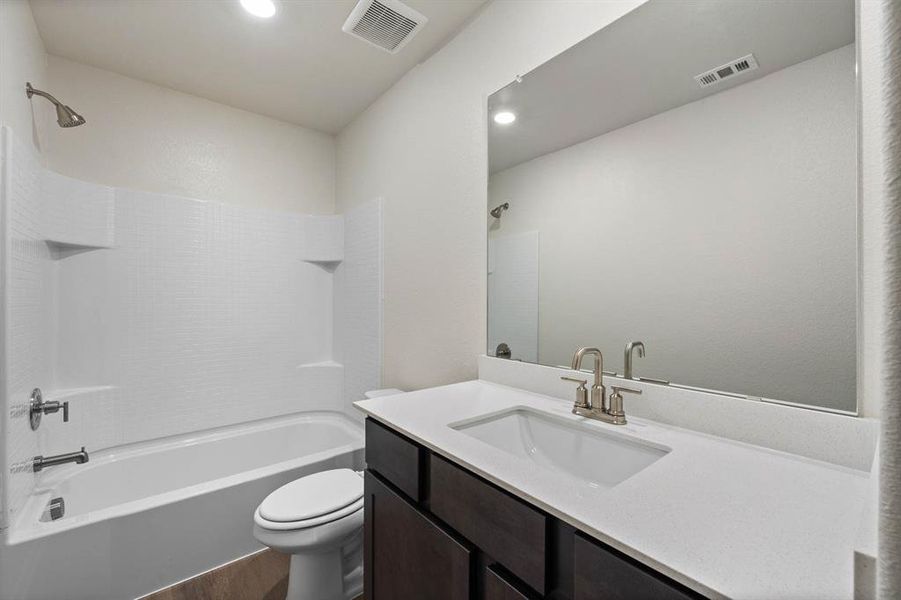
{"left": 694, "top": 54, "right": 759, "bottom": 88}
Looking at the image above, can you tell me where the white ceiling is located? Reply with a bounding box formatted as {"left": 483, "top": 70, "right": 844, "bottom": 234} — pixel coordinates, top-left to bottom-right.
{"left": 29, "top": 0, "right": 486, "bottom": 134}
{"left": 489, "top": 0, "right": 854, "bottom": 174}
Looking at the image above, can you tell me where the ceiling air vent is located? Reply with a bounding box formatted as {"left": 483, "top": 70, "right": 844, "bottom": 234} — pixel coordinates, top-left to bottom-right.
{"left": 342, "top": 0, "right": 428, "bottom": 54}
{"left": 694, "top": 54, "right": 759, "bottom": 88}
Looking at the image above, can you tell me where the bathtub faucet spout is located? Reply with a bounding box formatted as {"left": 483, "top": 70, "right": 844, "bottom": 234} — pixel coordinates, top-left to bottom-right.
{"left": 33, "top": 447, "right": 89, "bottom": 473}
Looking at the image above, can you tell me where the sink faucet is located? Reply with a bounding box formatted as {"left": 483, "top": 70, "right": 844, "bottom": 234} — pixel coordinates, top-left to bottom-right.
{"left": 562, "top": 347, "right": 642, "bottom": 425}
{"left": 33, "top": 447, "right": 89, "bottom": 473}
{"left": 624, "top": 341, "right": 645, "bottom": 379}
{"left": 570, "top": 347, "right": 605, "bottom": 413}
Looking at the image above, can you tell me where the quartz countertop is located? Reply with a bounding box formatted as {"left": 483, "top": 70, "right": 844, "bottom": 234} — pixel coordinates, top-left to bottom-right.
{"left": 354, "top": 380, "right": 871, "bottom": 600}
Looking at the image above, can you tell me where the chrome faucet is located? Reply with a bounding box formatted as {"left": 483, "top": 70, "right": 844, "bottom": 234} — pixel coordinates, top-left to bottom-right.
{"left": 624, "top": 341, "right": 645, "bottom": 379}
{"left": 562, "top": 346, "right": 642, "bottom": 425}
{"left": 34, "top": 447, "right": 89, "bottom": 473}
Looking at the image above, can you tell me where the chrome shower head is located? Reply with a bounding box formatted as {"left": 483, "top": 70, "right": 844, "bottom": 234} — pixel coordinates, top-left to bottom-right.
{"left": 26, "top": 82, "right": 86, "bottom": 128}
{"left": 490, "top": 202, "right": 509, "bottom": 219}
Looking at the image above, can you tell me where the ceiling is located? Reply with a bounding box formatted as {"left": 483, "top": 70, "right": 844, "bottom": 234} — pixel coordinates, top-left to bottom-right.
{"left": 29, "top": 0, "right": 486, "bottom": 134}
{"left": 488, "top": 0, "right": 854, "bottom": 174}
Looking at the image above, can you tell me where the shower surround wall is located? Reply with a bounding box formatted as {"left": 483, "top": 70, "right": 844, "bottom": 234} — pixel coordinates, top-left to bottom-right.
{"left": 0, "top": 125, "right": 381, "bottom": 534}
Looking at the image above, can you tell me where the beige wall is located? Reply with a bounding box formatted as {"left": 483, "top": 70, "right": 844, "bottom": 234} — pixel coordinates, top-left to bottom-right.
{"left": 0, "top": 0, "right": 50, "bottom": 154}
{"left": 858, "top": 0, "right": 887, "bottom": 420}
{"left": 337, "top": 0, "right": 646, "bottom": 391}
{"left": 41, "top": 56, "right": 335, "bottom": 213}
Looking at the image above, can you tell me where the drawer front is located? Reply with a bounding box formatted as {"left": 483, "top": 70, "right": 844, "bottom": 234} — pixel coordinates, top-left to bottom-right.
{"left": 365, "top": 419, "right": 422, "bottom": 501}
{"left": 430, "top": 455, "right": 547, "bottom": 593}
{"left": 485, "top": 566, "right": 536, "bottom": 600}
{"left": 574, "top": 533, "right": 704, "bottom": 600}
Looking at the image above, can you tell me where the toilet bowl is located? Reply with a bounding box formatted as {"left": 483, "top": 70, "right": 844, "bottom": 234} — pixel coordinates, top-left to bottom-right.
{"left": 253, "top": 469, "right": 364, "bottom": 600}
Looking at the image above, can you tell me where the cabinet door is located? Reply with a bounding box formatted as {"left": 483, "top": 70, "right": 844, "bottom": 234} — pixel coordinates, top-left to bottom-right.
{"left": 574, "top": 534, "right": 703, "bottom": 600}
{"left": 484, "top": 566, "right": 536, "bottom": 600}
{"left": 365, "top": 471, "right": 472, "bottom": 600}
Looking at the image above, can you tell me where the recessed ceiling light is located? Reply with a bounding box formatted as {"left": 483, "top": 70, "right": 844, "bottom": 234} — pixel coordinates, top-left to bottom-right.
{"left": 493, "top": 111, "right": 516, "bottom": 125}
{"left": 240, "top": 0, "right": 276, "bottom": 18}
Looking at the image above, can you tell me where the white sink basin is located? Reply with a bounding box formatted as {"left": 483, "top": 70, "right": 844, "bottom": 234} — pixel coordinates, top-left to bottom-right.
{"left": 451, "top": 407, "right": 669, "bottom": 489}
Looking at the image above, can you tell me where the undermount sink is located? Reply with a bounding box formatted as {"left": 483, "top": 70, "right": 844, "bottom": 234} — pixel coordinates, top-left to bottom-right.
{"left": 451, "top": 407, "right": 669, "bottom": 489}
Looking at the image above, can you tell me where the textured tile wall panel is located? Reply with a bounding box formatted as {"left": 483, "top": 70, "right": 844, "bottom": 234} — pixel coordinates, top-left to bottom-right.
{"left": 1, "top": 127, "right": 53, "bottom": 531}
{"left": 48, "top": 189, "right": 341, "bottom": 449}
{"left": 335, "top": 199, "right": 383, "bottom": 416}
{"left": 302, "top": 215, "right": 344, "bottom": 262}
{"left": 41, "top": 170, "right": 114, "bottom": 249}
{"left": 487, "top": 231, "right": 539, "bottom": 362}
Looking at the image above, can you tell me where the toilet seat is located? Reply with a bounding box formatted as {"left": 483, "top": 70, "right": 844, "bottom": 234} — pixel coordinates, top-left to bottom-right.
{"left": 254, "top": 469, "right": 364, "bottom": 531}
{"left": 255, "top": 497, "right": 363, "bottom": 530}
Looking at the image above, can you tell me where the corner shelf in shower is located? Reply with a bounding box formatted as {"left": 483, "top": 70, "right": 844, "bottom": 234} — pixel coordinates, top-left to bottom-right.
{"left": 40, "top": 168, "right": 115, "bottom": 257}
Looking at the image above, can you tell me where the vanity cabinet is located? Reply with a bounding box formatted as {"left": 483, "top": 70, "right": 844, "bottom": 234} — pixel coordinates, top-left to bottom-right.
{"left": 364, "top": 471, "right": 471, "bottom": 599}
{"left": 364, "top": 418, "right": 705, "bottom": 600}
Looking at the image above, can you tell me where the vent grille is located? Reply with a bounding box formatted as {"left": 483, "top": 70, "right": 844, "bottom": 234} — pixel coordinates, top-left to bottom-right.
{"left": 694, "top": 54, "right": 759, "bottom": 88}
{"left": 342, "top": 0, "right": 428, "bottom": 54}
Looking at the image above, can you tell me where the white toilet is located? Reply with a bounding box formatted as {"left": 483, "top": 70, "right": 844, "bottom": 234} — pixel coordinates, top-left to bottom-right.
{"left": 254, "top": 469, "right": 364, "bottom": 600}
{"left": 253, "top": 389, "right": 402, "bottom": 600}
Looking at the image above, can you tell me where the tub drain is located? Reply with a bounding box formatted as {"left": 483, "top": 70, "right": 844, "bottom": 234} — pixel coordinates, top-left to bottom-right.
{"left": 48, "top": 496, "right": 65, "bottom": 520}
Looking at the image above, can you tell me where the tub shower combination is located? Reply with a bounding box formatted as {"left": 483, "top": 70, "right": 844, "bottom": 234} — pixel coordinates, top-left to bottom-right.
{"left": 0, "top": 126, "right": 382, "bottom": 600}
{"left": 4, "top": 413, "right": 363, "bottom": 599}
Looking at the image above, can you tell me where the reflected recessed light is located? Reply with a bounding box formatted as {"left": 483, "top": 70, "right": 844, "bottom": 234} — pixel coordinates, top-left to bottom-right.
{"left": 240, "top": 0, "right": 276, "bottom": 18}
{"left": 493, "top": 111, "right": 516, "bottom": 125}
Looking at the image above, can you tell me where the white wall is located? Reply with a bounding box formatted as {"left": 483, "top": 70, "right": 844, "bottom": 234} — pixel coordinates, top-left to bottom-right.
{"left": 42, "top": 56, "right": 336, "bottom": 214}
{"left": 488, "top": 45, "right": 857, "bottom": 411}
{"left": 337, "top": 0, "right": 646, "bottom": 391}
{"left": 0, "top": 0, "right": 49, "bottom": 153}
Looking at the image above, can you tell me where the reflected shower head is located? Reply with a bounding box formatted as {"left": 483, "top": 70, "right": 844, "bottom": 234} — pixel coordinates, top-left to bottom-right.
{"left": 26, "top": 82, "right": 86, "bottom": 128}
{"left": 490, "top": 202, "right": 509, "bottom": 219}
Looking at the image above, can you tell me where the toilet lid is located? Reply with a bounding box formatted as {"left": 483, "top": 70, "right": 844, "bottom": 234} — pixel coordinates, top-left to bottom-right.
{"left": 259, "top": 469, "right": 363, "bottom": 523}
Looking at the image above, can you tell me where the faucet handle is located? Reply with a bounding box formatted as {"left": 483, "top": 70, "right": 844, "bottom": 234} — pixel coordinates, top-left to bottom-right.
{"left": 608, "top": 386, "right": 641, "bottom": 424}
{"left": 561, "top": 376, "right": 590, "bottom": 410}
{"left": 611, "top": 386, "right": 642, "bottom": 396}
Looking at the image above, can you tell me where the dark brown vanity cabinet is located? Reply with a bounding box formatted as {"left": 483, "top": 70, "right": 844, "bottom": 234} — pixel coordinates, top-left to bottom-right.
{"left": 364, "top": 418, "right": 705, "bottom": 600}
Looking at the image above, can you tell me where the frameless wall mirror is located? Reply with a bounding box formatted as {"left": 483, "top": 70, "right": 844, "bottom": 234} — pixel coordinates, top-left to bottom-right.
{"left": 486, "top": 0, "right": 857, "bottom": 413}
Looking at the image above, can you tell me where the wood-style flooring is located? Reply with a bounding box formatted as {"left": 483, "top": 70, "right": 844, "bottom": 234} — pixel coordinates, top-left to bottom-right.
{"left": 142, "top": 549, "right": 363, "bottom": 600}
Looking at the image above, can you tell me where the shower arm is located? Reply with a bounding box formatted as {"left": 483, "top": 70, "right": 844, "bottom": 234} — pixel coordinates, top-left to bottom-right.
{"left": 25, "top": 83, "right": 64, "bottom": 107}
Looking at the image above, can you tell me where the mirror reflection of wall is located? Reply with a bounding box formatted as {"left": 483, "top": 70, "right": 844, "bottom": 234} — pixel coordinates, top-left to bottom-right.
{"left": 487, "top": 0, "right": 857, "bottom": 411}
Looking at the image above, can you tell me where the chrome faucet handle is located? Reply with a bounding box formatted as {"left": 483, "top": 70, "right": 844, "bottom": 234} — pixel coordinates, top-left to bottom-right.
{"left": 611, "top": 386, "right": 642, "bottom": 395}
{"left": 29, "top": 388, "right": 70, "bottom": 430}
{"left": 608, "top": 386, "right": 642, "bottom": 425}
{"left": 560, "top": 376, "right": 590, "bottom": 411}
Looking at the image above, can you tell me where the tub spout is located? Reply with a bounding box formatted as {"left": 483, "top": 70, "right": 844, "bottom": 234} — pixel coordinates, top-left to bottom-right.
{"left": 34, "top": 447, "right": 89, "bottom": 473}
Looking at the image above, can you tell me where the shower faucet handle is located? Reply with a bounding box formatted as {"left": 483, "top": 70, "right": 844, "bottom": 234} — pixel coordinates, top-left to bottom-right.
{"left": 29, "top": 388, "right": 70, "bottom": 430}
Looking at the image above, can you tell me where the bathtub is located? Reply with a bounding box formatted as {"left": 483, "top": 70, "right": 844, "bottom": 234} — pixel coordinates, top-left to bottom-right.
{"left": 0, "top": 411, "right": 363, "bottom": 600}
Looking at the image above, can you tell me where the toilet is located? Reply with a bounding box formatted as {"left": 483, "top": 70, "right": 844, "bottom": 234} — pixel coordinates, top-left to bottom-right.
{"left": 253, "top": 389, "right": 402, "bottom": 600}
{"left": 254, "top": 469, "right": 364, "bottom": 600}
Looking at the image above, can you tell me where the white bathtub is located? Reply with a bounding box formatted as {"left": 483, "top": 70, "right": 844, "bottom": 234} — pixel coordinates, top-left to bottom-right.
{"left": 0, "top": 411, "right": 363, "bottom": 600}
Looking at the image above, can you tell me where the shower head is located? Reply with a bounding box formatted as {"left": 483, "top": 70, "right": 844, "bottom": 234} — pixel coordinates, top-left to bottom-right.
{"left": 25, "top": 83, "right": 86, "bottom": 128}
{"left": 490, "top": 202, "right": 509, "bottom": 219}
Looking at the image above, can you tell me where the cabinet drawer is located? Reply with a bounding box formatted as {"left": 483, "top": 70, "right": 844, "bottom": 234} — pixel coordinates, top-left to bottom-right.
{"left": 485, "top": 566, "right": 537, "bottom": 600}
{"left": 365, "top": 419, "right": 422, "bottom": 501}
{"left": 430, "top": 455, "right": 547, "bottom": 593}
{"left": 574, "top": 533, "right": 704, "bottom": 600}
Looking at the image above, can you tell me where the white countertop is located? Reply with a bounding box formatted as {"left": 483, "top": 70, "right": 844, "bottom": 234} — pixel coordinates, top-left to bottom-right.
{"left": 355, "top": 380, "right": 871, "bottom": 600}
